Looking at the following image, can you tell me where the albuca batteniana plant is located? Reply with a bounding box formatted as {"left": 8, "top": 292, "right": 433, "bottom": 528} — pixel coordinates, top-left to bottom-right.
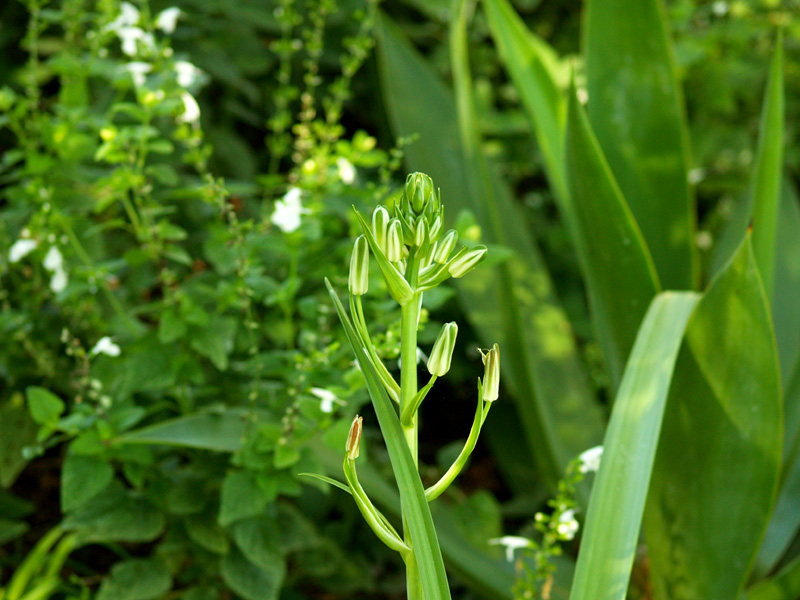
{"left": 309, "top": 172, "right": 497, "bottom": 599}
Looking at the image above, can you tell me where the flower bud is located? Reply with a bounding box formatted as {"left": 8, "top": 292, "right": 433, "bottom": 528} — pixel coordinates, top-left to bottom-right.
{"left": 429, "top": 214, "right": 443, "bottom": 242}
{"left": 405, "top": 172, "right": 434, "bottom": 214}
{"left": 427, "top": 322, "right": 458, "bottom": 377}
{"left": 433, "top": 230, "right": 458, "bottom": 264}
{"left": 346, "top": 415, "right": 363, "bottom": 460}
{"left": 414, "top": 217, "right": 427, "bottom": 247}
{"left": 481, "top": 344, "right": 500, "bottom": 402}
{"left": 386, "top": 219, "right": 404, "bottom": 262}
{"left": 349, "top": 235, "right": 369, "bottom": 296}
{"left": 372, "top": 206, "right": 390, "bottom": 252}
{"left": 448, "top": 245, "right": 487, "bottom": 278}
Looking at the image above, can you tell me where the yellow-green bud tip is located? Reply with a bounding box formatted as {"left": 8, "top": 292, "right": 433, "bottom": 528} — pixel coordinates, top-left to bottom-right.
{"left": 372, "top": 206, "right": 390, "bottom": 252}
{"left": 427, "top": 322, "right": 458, "bottom": 376}
{"left": 349, "top": 235, "right": 369, "bottom": 295}
{"left": 480, "top": 344, "right": 500, "bottom": 402}
{"left": 386, "top": 219, "right": 404, "bottom": 262}
{"left": 448, "top": 245, "right": 487, "bottom": 278}
{"left": 433, "top": 229, "right": 458, "bottom": 264}
{"left": 346, "top": 415, "right": 363, "bottom": 460}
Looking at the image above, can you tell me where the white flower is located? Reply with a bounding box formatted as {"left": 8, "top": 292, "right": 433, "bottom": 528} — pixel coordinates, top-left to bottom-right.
{"left": 155, "top": 7, "right": 181, "bottom": 34}
{"left": 310, "top": 387, "right": 340, "bottom": 413}
{"left": 488, "top": 536, "right": 534, "bottom": 562}
{"left": 556, "top": 509, "right": 579, "bottom": 541}
{"left": 125, "top": 61, "right": 152, "bottom": 87}
{"left": 270, "top": 188, "right": 310, "bottom": 233}
{"left": 579, "top": 445, "right": 603, "bottom": 474}
{"left": 712, "top": 1, "right": 729, "bottom": 16}
{"left": 91, "top": 337, "right": 121, "bottom": 357}
{"left": 174, "top": 61, "right": 203, "bottom": 88}
{"left": 9, "top": 239, "right": 38, "bottom": 263}
{"left": 117, "top": 27, "right": 154, "bottom": 57}
{"left": 49, "top": 269, "right": 68, "bottom": 293}
{"left": 105, "top": 2, "right": 140, "bottom": 31}
{"left": 43, "top": 247, "right": 63, "bottom": 272}
{"left": 337, "top": 157, "right": 356, "bottom": 185}
{"left": 177, "top": 91, "right": 200, "bottom": 124}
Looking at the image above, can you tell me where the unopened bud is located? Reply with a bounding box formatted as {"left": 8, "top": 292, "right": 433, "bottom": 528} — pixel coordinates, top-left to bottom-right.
{"left": 372, "top": 206, "right": 390, "bottom": 252}
{"left": 386, "top": 219, "right": 404, "bottom": 262}
{"left": 346, "top": 415, "right": 363, "bottom": 459}
{"left": 433, "top": 230, "right": 458, "bottom": 264}
{"left": 427, "top": 322, "right": 458, "bottom": 376}
{"left": 480, "top": 344, "right": 500, "bottom": 402}
{"left": 405, "top": 172, "right": 434, "bottom": 214}
{"left": 448, "top": 245, "right": 487, "bottom": 278}
{"left": 414, "top": 217, "right": 427, "bottom": 247}
{"left": 349, "top": 235, "right": 369, "bottom": 296}
{"left": 429, "top": 214, "right": 443, "bottom": 241}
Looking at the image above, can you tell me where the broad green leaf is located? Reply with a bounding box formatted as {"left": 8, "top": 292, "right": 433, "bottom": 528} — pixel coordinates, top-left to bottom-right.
{"left": 585, "top": 0, "right": 697, "bottom": 289}
{"left": 326, "top": 280, "right": 451, "bottom": 600}
{"left": 377, "top": 10, "right": 604, "bottom": 489}
{"left": 219, "top": 470, "right": 273, "bottom": 527}
{"left": 747, "top": 554, "right": 800, "bottom": 600}
{"left": 569, "top": 291, "right": 700, "bottom": 600}
{"left": 221, "top": 548, "right": 284, "bottom": 600}
{"left": 95, "top": 559, "right": 172, "bottom": 600}
{"left": 645, "top": 239, "right": 782, "bottom": 600}
{"left": 116, "top": 409, "right": 251, "bottom": 452}
{"left": 185, "top": 514, "right": 230, "bottom": 554}
{"left": 190, "top": 316, "right": 237, "bottom": 370}
{"left": 0, "top": 393, "right": 38, "bottom": 487}
{"left": 748, "top": 33, "right": 784, "bottom": 302}
{"left": 61, "top": 454, "right": 114, "bottom": 512}
{"left": 564, "top": 88, "right": 661, "bottom": 389}
{"left": 25, "top": 387, "right": 65, "bottom": 426}
{"left": 483, "top": 0, "right": 568, "bottom": 206}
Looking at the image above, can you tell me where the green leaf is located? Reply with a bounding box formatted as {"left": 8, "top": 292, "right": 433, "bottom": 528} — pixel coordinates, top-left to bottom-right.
{"left": 116, "top": 409, "right": 250, "bottom": 452}
{"left": 746, "top": 554, "right": 800, "bottom": 600}
{"left": 25, "top": 387, "right": 65, "bottom": 426}
{"left": 158, "top": 308, "right": 187, "bottom": 343}
{"left": 220, "top": 547, "right": 284, "bottom": 600}
{"left": 184, "top": 514, "right": 230, "bottom": 554}
{"left": 61, "top": 454, "right": 114, "bottom": 512}
{"left": 231, "top": 517, "right": 284, "bottom": 567}
{"left": 569, "top": 291, "right": 699, "bottom": 600}
{"left": 585, "top": 0, "right": 697, "bottom": 289}
{"left": 483, "top": 0, "right": 568, "bottom": 207}
{"left": 377, "top": 10, "right": 604, "bottom": 489}
{"left": 645, "top": 238, "right": 782, "bottom": 600}
{"left": 748, "top": 33, "right": 784, "bottom": 302}
{"left": 190, "top": 316, "right": 237, "bottom": 370}
{"left": 564, "top": 88, "right": 661, "bottom": 390}
{"left": 218, "top": 470, "right": 273, "bottom": 527}
{"left": 95, "top": 559, "right": 172, "bottom": 600}
{"left": 0, "top": 393, "right": 38, "bottom": 487}
{"left": 326, "top": 280, "right": 451, "bottom": 600}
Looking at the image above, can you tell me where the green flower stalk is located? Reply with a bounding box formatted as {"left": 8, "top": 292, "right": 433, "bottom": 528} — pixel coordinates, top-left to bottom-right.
{"left": 318, "top": 172, "right": 498, "bottom": 600}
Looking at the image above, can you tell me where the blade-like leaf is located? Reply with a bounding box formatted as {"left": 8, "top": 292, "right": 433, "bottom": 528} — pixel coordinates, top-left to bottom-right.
{"left": 749, "top": 32, "right": 784, "bottom": 302}
{"left": 585, "top": 0, "right": 697, "bottom": 289}
{"left": 564, "top": 88, "right": 661, "bottom": 390}
{"left": 325, "top": 280, "right": 451, "bottom": 600}
{"left": 115, "top": 410, "right": 252, "bottom": 452}
{"left": 482, "top": 0, "right": 568, "bottom": 207}
{"left": 568, "top": 291, "right": 699, "bottom": 600}
{"left": 645, "top": 238, "right": 783, "bottom": 600}
{"left": 746, "top": 554, "right": 800, "bottom": 600}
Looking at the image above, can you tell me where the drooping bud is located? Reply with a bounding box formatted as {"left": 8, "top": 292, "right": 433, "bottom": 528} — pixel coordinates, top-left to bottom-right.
{"left": 386, "top": 219, "right": 404, "bottom": 262}
{"left": 433, "top": 230, "right": 458, "bottom": 264}
{"left": 349, "top": 235, "right": 369, "bottom": 296}
{"left": 346, "top": 415, "right": 363, "bottom": 460}
{"left": 480, "top": 344, "right": 500, "bottom": 402}
{"left": 448, "top": 245, "right": 488, "bottom": 278}
{"left": 404, "top": 172, "right": 434, "bottom": 215}
{"left": 372, "top": 206, "right": 390, "bottom": 252}
{"left": 414, "top": 216, "right": 427, "bottom": 247}
{"left": 427, "top": 322, "right": 458, "bottom": 377}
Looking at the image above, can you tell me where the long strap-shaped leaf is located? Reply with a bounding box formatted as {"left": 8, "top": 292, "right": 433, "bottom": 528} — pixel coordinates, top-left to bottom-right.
{"left": 586, "top": 0, "right": 698, "bottom": 290}
{"left": 325, "top": 280, "right": 451, "bottom": 600}
{"left": 569, "top": 291, "right": 699, "bottom": 600}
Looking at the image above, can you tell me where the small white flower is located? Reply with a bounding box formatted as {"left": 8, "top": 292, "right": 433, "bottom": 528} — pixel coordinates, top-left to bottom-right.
{"left": 556, "top": 509, "right": 579, "bottom": 541}
{"left": 712, "top": 1, "right": 729, "bottom": 16}
{"left": 177, "top": 91, "right": 200, "bottom": 124}
{"left": 155, "top": 7, "right": 181, "bottom": 34}
{"left": 49, "top": 269, "right": 68, "bottom": 293}
{"left": 9, "top": 239, "right": 38, "bottom": 263}
{"left": 43, "top": 247, "right": 63, "bottom": 272}
{"left": 270, "top": 187, "right": 310, "bottom": 233}
{"left": 337, "top": 157, "right": 356, "bottom": 185}
{"left": 579, "top": 445, "right": 603, "bottom": 474}
{"left": 488, "top": 536, "right": 534, "bottom": 562}
{"left": 91, "top": 336, "right": 121, "bottom": 357}
{"left": 310, "top": 387, "right": 340, "bottom": 413}
{"left": 117, "top": 27, "right": 154, "bottom": 57}
{"left": 125, "top": 61, "right": 152, "bottom": 87}
{"left": 105, "top": 2, "right": 140, "bottom": 31}
{"left": 174, "top": 60, "right": 203, "bottom": 88}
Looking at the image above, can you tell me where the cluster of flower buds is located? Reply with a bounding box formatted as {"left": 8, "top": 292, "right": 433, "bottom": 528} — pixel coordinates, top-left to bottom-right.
{"left": 349, "top": 173, "right": 488, "bottom": 305}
